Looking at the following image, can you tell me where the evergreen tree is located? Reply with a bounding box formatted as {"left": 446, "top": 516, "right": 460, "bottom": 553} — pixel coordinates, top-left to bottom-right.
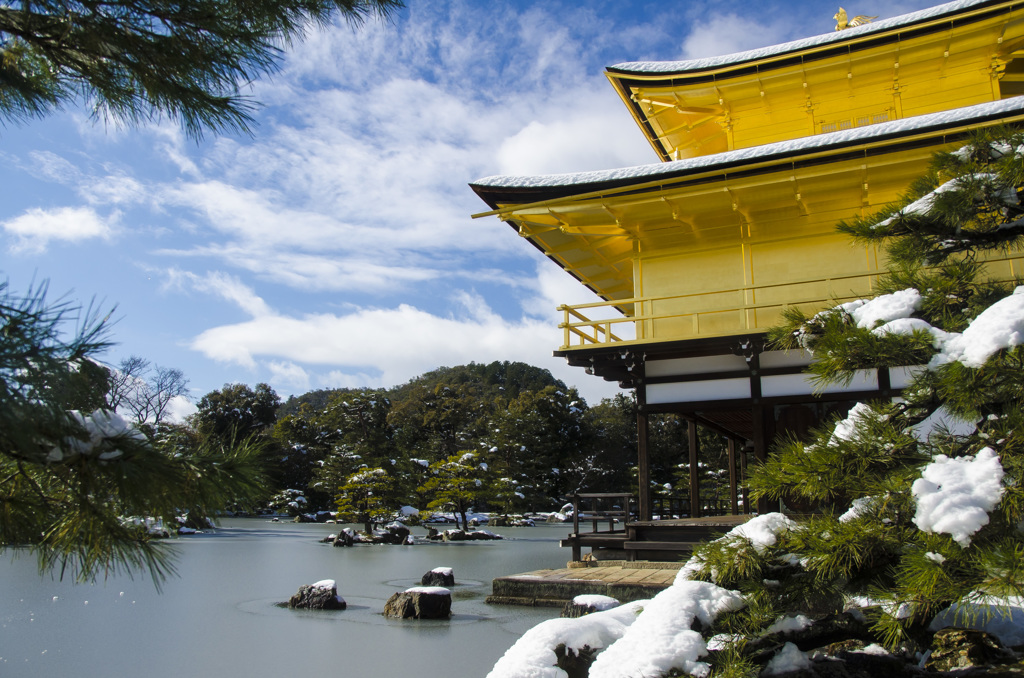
{"left": 481, "top": 385, "right": 587, "bottom": 512}
{"left": 336, "top": 466, "right": 396, "bottom": 532}
{"left": 309, "top": 389, "right": 398, "bottom": 509}
{"left": 418, "top": 452, "right": 490, "bottom": 531}
{"left": 0, "top": 0, "right": 401, "bottom": 137}
{"left": 0, "top": 283, "right": 265, "bottom": 584}
{"left": 688, "top": 129, "right": 1024, "bottom": 658}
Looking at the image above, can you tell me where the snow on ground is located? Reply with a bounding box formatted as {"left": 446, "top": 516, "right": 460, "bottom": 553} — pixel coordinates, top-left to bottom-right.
{"left": 588, "top": 581, "right": 744, "bottom": 678}
{"left": 487, "top": 601, "right": 647, "bottom": 678}
{"left": 489, "top": 506, "right": 1024, "bottom": 677}
{"left": 911, "top": 447, "right": 1004, "bottom": 547}
{"left": 572, "top": 595, "right": 620, "bottom": 611}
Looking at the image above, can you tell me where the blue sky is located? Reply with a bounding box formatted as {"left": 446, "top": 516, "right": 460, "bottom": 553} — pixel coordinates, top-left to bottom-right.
{"left": 1, "top": 0, "right": 940, "bottom": 411}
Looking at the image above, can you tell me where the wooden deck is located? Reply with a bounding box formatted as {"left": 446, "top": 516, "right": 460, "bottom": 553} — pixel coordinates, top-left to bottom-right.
{"left": 487, "top": 561, "right": 683, "bottom": 607}
{"left": 562, "top": 514, "right": 751, "bottom": 562}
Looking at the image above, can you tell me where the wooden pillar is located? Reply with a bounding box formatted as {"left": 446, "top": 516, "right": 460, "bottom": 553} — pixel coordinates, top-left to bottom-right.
{"left": 748, "top": 347, "right": 772, "bottom": 514}
{"left": 727, "top": 437, "right": 738, "bottom": 515}
{"left": 687, "top": 419, "right": 701, "bottom": 518}
{"left": 751, "top": 404, "right": 772, "bottom": 514}
{"left": 741, "top": 443, "right": 751, "bottom": 514}
{"left": 637, "top": 409, "right": 651, "bottom": 521}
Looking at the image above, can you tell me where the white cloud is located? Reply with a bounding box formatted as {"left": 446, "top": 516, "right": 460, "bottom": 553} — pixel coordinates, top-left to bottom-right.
{"left": 267, "top": 360, "right": 312, "bottom": 392}
{"left": 679, "top": 13, "right": 793, "bottom": 60}
{"left": 27, "top": 151, "right": 82, "bottom": 185}
{"left": 83, "top": 172, "right": 147, "bottom": 206}
{"left": 2, "top": 206, "right": 115, "bottom": 253}
{"left": 165, "top": 395, "right": 198, "bottom": 424}
{"left": 496, "top": 88, "right": 655, "bottom": 176}
{"left": 164, "top": 269, "right": 273, "bottom": 318}
{"left": 186, "top": 289, "right": 621, "bottom": 405}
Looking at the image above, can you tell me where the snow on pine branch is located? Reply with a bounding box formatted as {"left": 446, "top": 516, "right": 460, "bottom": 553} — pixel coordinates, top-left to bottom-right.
{"left": 804, "top": 286, "right": 1024, "bottom": 370}
{"left": 911, "top": 447, "right": 1005, "bottom": 547}
{"left": 47, "top": 409, "right": 148, "bottom": 463}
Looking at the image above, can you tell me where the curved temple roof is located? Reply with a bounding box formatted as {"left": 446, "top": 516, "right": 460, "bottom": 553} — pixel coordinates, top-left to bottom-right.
{"left": 608, "top": 0, "right": 998, "bottom": 75}
{"left": 471, "top": 95, "right": 1024, "bottom": 209}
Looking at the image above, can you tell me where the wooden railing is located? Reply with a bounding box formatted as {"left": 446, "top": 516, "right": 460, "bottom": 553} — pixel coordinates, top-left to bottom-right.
{"left": 651, "top": 496, "right": 737, "bottom": 520}
{"left": 558, "top": 270, "right": 880, "bottom": 349}
{"left": 558, "top": 253, "right": 1024, "bottom": 350}
{"left": 571, "top": 493, "right": 633, "bottom": 536}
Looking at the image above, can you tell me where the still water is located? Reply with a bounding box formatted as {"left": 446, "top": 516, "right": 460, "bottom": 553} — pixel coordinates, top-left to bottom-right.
{"left": 0, "top": 519, "right": 568, "bottom": 677}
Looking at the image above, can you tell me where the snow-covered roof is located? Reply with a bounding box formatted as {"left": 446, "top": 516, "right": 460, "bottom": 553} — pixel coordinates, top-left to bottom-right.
{"left": 472, "top": 96, "right": 1024, "bottom": 196}
{"left": 609, "top": 0, "right": 996, "bottom": 74}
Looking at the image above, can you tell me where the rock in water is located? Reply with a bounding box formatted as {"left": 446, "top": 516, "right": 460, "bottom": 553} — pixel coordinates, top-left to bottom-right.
{"left": 421, "top": 567, "right": 454, "bottom": 587}
{"left": 383, "top": 587, "right": 451, "bottom": 619}
{"left": 288, "top": 580, "right": 347, "bottom": 610}
{"left": 332, "top": 529, "right": 355, "bottom": 547}
{"left": 381, "top": 522, "right": 411, "bottom": 544}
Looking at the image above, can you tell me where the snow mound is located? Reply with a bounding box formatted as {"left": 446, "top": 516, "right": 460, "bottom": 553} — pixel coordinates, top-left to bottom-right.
{"left": 487, "top": 601, "right": 647, "bottom": 678}
{"left": 587, "top": 581, "right": 745, "bottom": 678}
{"left": 931, "top": 287, "right": 1024, "bottom": 368}
{"left": 912, "top": 447, "right": 1004, "bottom": 547}
{"left": 841, "top": 288, "right": 922, "bottom": 329}
{"left": 572, "top": 595, "right": 620, "bottom": 611}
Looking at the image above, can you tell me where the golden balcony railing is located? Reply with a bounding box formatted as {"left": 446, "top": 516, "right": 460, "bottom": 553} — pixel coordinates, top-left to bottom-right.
{"left": 557, "top": 253, "right": 1024, "bottom": 350}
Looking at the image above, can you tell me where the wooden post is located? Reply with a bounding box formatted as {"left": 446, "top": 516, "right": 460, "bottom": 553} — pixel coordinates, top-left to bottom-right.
{"left": 741, "top": 443, "right": 751, "bottom": 514}
{"left": 748, "top": 347, "right": 772, "bottom": 514}
{"left": 728, "top": 437, "right": 738, "bottom": 515}
{"left": 637, "top": 409, "right": 651, "bottom": 521}
{"left": 752, "top": 404, "right": 771, "bottom": 514}
{"left": 688, "top": 419, "right": 701, "bottom": 518}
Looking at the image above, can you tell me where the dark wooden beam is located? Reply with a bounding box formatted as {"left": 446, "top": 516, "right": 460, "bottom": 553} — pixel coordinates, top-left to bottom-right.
{"left": 637, "top": 410, "right": 651, "bottom": 521}
{"left": 688, "top": 419, "right": 701, "bottom": 518}
{"left": 728, "top": 438, "right": 738, "bottom": 515}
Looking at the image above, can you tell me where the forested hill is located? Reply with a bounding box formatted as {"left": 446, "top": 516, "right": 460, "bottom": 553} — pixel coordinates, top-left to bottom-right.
{"left": 390, "top": 361, "right": 568, "bottom": 403}
{"left": 189, "top": 360, "right": 732, "bottom": 517}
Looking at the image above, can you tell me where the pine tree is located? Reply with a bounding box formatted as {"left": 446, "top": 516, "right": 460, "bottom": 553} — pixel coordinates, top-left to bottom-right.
{"left": 0, "top": 283, "right": 266, "bottom": 585}
{"left": 336, "top": 466, "right": 396, "bottom": 533}
{"left": 418, "top": 452, "right": 490, "bottom": 531}
{"left": 0, "top": 0, "right": 402, "bottom": 137}
{"left": 687, "top": 128, "right": 1024, "bottom": 658}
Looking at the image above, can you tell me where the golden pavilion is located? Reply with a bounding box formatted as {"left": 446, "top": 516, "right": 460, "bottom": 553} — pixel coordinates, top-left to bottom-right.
{"left": 471, "top": 0, "right": 1024, "bottom": 557}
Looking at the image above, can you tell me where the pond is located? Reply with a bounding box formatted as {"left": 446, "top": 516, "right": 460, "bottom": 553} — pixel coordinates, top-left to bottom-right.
{"left": 0, "top": 519, "right": 569, "bottom": 678}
